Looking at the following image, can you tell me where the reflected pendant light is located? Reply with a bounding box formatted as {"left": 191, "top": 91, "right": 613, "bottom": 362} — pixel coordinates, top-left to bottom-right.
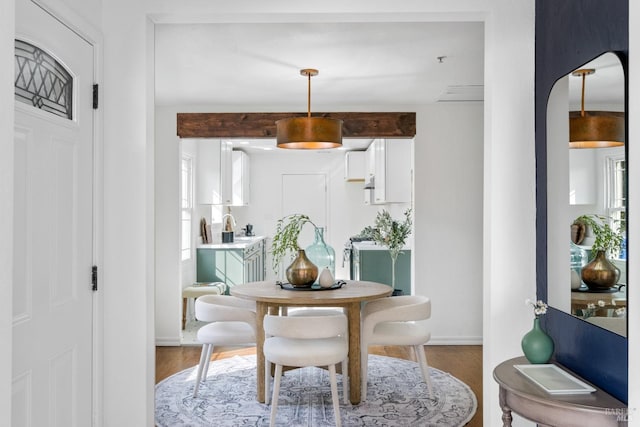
{"left": 276, "top": 69, "right": 343, "bottom": 149}
{"left": 569, "top": 68, "right": 624, "bottom": 149}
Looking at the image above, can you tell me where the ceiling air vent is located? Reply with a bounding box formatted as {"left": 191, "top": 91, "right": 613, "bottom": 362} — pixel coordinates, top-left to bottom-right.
{"left": 437, "top": 85, "right": 484, "bottom": 102}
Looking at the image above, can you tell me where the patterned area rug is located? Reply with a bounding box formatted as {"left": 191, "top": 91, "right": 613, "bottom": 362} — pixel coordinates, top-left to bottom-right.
{"left": 156, "top": 354, "right": 477, "bottom": 426}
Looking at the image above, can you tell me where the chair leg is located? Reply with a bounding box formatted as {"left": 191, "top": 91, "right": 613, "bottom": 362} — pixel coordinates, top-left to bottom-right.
{"left": 361, "top": 345, "right": 369, "bottom": 401}
{"left": 193, "top": 344, "right": 209, "bottom": 397}
{"left": 269, "top": 364, "right": 283, "bottom": 427}
{"left": 202, "top": 344, "right": 214, "bottom": 382}
{"left": 328, "top": 364, "right": 342, "bottom": 427}
{"left": 341, "top": 358, "right": 349, "bottom": 404}
{"left": 264, "top": 360, "right": 271, "bottom": 404}
{"left": 414, "top": 344, "right": 433, "bottom": 396}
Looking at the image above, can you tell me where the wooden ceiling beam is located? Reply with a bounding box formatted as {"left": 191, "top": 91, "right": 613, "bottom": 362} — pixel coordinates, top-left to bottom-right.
{"left": 176, "top": 112, "right": 416, "bottom": 139}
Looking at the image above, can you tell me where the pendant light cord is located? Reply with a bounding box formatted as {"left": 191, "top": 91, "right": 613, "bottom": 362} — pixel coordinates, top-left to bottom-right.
{"left": 307, "top": 72, "right": 312, "bottom": 118}
{"left": 580, "top": 71, "right": 586, "bottom": 117}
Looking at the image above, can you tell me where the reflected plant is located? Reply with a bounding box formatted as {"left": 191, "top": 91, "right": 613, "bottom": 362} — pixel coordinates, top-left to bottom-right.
{"left": 371, "top": 208, "right": 412, "bottom": 290}
{"left": 579, "top": 300, "right": 605, "bottom": 319}
{"left": 574, "top": 214, "right": 623, "bottom": 259}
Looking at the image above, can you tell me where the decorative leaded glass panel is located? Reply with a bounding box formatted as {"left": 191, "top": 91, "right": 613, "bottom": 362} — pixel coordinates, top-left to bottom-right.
{"left": 14, "top": 39, "right": 73, "bottom": 119}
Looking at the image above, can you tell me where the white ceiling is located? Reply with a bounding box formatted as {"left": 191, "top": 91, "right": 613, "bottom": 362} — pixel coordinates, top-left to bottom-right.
{"left": 155, "top": 22, "right": 485, "bottom": 108}
{"left": 155, "top": 21, "right": 484, "bottom": 152}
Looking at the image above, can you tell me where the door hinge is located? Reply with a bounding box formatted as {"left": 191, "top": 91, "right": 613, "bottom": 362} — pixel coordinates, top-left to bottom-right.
{"left": 91, "top": 265, "right": 98, "bottom": 291}
{"left": 92, "top": 84, "right": 99, "bottom": 109}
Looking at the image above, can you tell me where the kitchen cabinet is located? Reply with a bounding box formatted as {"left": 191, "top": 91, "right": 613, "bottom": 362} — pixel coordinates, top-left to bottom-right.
{"left": 196, "top": 237, "right": 265, "bottom": 290}
{"left": 350, "top": 243, "right": 411, "bottom": 296}
{"left": 364, "top": 138, "right": 412, "bottom": 204}
{"left": 344, "top": 151, "right": 366, "bottom": 182}
{"left": 196, "top": 138, "right": 250, "bottom": 205}
{"left": 229, "top": 149, "right": 250, "bottom": 205}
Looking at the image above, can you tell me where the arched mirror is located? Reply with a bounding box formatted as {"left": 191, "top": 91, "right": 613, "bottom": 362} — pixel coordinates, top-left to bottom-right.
{"left": 546, "top": 52, "right": 627, "bottom": 337}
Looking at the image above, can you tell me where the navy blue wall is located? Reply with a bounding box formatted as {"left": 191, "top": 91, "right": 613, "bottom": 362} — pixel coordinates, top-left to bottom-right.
{"left": 535, "top": 0, "right": 628, "bottom": 403}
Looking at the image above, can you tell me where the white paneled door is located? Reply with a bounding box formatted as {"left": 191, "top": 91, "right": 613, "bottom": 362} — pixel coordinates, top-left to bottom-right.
{"left": 13, "top": 1, "right": 95, "bottom": 426}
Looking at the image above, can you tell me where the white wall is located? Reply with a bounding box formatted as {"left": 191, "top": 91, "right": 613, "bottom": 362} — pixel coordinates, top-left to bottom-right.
{"left": 154, "top": 106, "right": 182, "bottom": 345}
{"left": 415, "top": 102, "right": 484, "bottom": 344}
{"left": 481, "top": 2, "right": 536, "bottom": 426}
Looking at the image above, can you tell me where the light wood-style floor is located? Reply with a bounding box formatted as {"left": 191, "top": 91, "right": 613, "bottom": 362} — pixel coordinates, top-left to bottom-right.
{"left": 156, "top": 344, "right": 483, "bottom": 427}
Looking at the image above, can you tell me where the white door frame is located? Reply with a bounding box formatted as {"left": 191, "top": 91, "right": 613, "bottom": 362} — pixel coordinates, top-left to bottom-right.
{"left": 14, "top": 1, "right": 104, "bottom": 425}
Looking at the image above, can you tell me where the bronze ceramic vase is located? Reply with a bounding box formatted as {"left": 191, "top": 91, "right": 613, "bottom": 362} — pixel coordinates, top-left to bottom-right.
{"left": 286, "top": 249, "right": 318, "bottom": 288}
{"left": 581, "top": 250, "right": 620, "bottom": 290}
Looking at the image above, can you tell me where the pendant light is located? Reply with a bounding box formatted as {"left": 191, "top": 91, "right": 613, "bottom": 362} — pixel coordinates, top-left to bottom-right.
{"left": 276, "top": 69, "right": 343, "bottom": 149}
{"left": 569, "top": 68, "right": 624, "bottom": 149}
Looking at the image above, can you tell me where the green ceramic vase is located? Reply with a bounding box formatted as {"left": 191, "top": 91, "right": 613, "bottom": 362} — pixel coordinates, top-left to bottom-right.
{"left": 521, "top": 318, "right": 554, "bottom": 364}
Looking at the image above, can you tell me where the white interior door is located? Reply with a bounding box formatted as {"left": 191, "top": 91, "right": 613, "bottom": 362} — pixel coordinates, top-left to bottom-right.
{"left": 13, "top": 1, "right": 94, "bottom": 425}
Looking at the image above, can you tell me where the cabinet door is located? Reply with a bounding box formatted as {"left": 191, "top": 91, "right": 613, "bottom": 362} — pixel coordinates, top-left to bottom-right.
{"left": 196, "top": 139, "right": 223, "bottom": 204}
{"left": 345, "top": 151, "right": 365, "bottom": 182}
{"left": 358, "top": 249, "right": 411, "bottom": 296}
{"left": 372, "top": 139, "right": 386, "bottom": 203}
{"left": 231, "top": 150, "right": 250, "bottom": 206}
{"left": 224, "top": 249, "right": 245, "bottom": 287}
{"left": 384, "top": 139, "right": 412, "bottom": 203}
{"left": 196, "top": 249, "right": 226, "bottom": 282}
{"left": 220, "top": 140, "right": 233, "bottom": 205}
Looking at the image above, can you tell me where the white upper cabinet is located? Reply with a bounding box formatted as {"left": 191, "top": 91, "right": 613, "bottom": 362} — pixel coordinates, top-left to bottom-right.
{"left": 196, "top": 139, "right": 250, "bottom": 206}
{"left": 230, "top": 149, "right": 250, "bottom": 206}
{"left": 196, "top": 138, "right": 223, "bottom": 205}
{"left": 344, "top": 151, "right": 366, "bottom": 182}
{"left": 365, "top": 138, "right": 412, "bottom": 204}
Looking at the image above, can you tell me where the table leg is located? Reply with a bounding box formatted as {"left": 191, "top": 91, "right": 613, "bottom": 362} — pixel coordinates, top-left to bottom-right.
{"left": 345, "top": 302, "right": 361, "bottom": 405}
{"left": 499, "top": 387, "right": 513, "bottom": 427}
{"left": 255, "top": 301, "right": 268, "bottom": 403}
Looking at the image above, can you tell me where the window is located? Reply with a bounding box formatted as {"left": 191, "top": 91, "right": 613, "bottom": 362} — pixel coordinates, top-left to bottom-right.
{"left": 14, "top": 39, "right": 73, "bottom": 119}
{"left": 605, "top": 154, "right": 626, "bottom": 234}
{"left": 181, "top": 156, "right": 194, "bottom": 261}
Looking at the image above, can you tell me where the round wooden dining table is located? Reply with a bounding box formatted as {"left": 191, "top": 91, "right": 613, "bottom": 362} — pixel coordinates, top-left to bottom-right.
{"left": 230, "top": 280, "right": 392, "bottom": 405}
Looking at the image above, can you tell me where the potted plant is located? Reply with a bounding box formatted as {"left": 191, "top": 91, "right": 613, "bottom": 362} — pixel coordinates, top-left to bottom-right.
{"left": 573, "top": 214, "right": 623, "bottom": 290}
{"left": 371, "top": 208, "right": 412, "bottom": 294}
{"left": 270, "top": 214, "right": 319, "bottom": 287}
{"left": 573, "top": 214, "right": 623, "bottom": 258}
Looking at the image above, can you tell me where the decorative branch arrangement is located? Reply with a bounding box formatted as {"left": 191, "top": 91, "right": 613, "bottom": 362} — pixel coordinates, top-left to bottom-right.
{"left": 270, "top": 214, "right": 318, "bottom": 274}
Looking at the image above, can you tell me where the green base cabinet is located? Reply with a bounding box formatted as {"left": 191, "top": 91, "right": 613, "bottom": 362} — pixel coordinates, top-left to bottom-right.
{"left": 196, "top": 239, "right": 265, "bottom": 292}
{"left": 351, "top": 246, "right": 411, "bottom": 295}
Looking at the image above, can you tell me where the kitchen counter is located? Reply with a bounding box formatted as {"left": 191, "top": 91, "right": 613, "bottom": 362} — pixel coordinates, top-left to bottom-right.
{"left": 198, "top": 235, "right": 265, "bottom": 250}
{"left": 351, "top": 241, "right": 411, "bottom": 251}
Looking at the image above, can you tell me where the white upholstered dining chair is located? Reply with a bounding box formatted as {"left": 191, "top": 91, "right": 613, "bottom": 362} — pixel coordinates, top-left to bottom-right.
{"left": 360, "top": 294, "right": 433, "bottom": 400}
{"left": 192, "top": 294, "right": 256, "bottom": 397}
{"left": 263, "top": 314, "right": 349, "bottom": 427}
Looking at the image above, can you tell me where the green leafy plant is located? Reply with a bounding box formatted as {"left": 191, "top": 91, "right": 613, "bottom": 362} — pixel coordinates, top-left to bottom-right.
{"left": 574, "top": 214, "right": 623, "bottom": 258}
{"left": 371, "top": 208, "right": 412, "bottom": 289}
{"left": 270, "top": 214, "right": 318, "bottom": 274}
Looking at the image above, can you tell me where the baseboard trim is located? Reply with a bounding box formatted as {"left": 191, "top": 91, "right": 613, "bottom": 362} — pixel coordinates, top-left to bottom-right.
{"left": 156, "top": 337, "right": 181, "bottom": 346}
{"left": 428, "top": 336, "right": 483, "bottom": 345}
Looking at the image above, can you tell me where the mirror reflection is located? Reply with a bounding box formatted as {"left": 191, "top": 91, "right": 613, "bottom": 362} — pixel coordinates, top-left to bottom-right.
{"left": 546, "top": 52, "right": 627, "bottom": 336}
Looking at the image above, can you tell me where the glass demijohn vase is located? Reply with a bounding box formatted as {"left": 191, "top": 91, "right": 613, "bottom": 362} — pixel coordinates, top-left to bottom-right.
{"left": 305, "top": 227, "right": 335, "bottom": 284}
{"left": 521, "top": 317, "right": 554, "bottom": 364}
